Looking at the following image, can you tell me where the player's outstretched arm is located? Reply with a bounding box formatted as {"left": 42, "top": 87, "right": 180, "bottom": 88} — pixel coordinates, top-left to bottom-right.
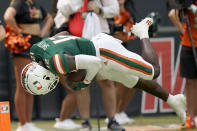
{"left": 131, "top": 18, "right": 160, "bottom": 79}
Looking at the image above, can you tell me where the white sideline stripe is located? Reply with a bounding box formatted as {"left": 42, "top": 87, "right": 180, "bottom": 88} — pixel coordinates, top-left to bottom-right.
{"left": 54, "top": 54, "right": 65, "bottom": 74}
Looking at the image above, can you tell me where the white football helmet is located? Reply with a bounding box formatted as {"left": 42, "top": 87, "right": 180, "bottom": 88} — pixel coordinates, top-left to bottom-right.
{"left": 21, "top": 62, "right": 59, "bottom": 95}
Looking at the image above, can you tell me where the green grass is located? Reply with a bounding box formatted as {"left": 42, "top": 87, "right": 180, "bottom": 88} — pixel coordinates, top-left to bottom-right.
{"left": 11, "top": 115, "right": 197, "bottom": 131}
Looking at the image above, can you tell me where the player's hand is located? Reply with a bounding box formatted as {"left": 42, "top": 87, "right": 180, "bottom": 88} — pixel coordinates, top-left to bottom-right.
{"left": 67, "top": 70, "right": 86, "bottom": 82}
{"left": 66, "top": 69, "right": 89, "bottom": 91}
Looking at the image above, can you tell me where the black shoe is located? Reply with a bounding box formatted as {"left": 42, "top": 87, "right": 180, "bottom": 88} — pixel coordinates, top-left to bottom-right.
{"left": 80, "top": 120, "right": 92, "bottom": 131}
{"left": 108, "top": 120, "right": 125, "bottom": 131}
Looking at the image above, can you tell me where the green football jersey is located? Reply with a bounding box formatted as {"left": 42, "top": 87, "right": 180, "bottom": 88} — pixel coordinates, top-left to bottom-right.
{"left": 30, "top": 36, "right": 96, "bottom": 75}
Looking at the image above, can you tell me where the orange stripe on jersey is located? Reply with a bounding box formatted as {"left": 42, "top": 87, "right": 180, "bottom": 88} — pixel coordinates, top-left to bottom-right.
{"left": 53, "top": 55, "right": 60, "bottom": 74}
{"left": 57, "top": 54, "right": 66, "bottom": 74}
{"left": 53, "top": 54, "right": 66, "bottom": 74}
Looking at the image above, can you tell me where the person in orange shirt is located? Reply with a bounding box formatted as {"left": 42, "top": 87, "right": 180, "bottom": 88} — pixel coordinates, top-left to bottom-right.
{"left": 168, "top": 0, "right": 197, "bottom": 129}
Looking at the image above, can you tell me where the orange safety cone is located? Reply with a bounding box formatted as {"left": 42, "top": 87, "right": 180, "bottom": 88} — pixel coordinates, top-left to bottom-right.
{"left": 0, "top": 101, "right": 11, "bottom": 131}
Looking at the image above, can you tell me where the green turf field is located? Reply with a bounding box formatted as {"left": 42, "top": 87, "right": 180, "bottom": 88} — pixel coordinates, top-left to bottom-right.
{"left": 11, "top": 115, "right": 197, "bottom": 131}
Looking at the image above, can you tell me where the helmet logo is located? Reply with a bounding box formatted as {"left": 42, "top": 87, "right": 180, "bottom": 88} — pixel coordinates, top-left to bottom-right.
{"left": 33, "top": 81, "right": 43, "bottom": 91}
{"left": 37, "top": 86, "right": 43, "bottom": 90}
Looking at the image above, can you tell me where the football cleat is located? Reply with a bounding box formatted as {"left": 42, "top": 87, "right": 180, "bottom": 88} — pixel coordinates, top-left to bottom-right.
{"left": 167, "top": 94, "right": 186, "bottom": 124}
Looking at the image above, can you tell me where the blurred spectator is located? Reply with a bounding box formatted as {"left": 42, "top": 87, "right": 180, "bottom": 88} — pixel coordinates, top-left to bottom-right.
{"left": 4, "top": 0, "right": 53, "bottom": 131}
{"left": 168, "top": 0, "right": 197, "bottom": 129}
{"left": 52, "top": 0, "right": 124, "bottom": 131}
{"left": 0, "top": 20, "right": 6, "bottom": 42}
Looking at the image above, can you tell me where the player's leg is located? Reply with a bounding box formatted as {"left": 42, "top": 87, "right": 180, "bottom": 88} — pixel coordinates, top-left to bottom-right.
{"left": 135, "top": 78, "right": 186, "bottom": 124}
{"left": 131, "top": 18, "right": 160, "bottom": 79}
{"left": 95, "top": 32, "right": 157, "bottom": 81}
{"left": 141, "top": 38, "right": 160, "bottom": 79}
{"left": 131, "top": 18, "right": 186, "bottom": 124}
{"left": 135, "top": 79, "right": 168, "bottom": 101}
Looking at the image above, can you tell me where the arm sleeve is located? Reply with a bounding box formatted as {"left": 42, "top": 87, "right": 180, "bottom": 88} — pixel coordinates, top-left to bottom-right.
{"left": 102, "top": 0, "right": 119, "bottom": 18}
{"left": 49, "top": 53, "right": 70, "bottom": 75}
{"left": 75, "top": 55, "right": 102, "bottom": 84}
{"left": 10, "top": 0, "right": 22, "bottom": 15}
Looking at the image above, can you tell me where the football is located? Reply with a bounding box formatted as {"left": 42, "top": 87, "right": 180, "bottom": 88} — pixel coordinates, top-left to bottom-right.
{"left": 67, "top": 69, "right": 86, "bottom": 82}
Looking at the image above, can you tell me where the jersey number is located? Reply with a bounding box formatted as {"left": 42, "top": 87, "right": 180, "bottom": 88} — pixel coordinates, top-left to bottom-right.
{"left": 49, "top": 36, "right": 78, "bottom": 44}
